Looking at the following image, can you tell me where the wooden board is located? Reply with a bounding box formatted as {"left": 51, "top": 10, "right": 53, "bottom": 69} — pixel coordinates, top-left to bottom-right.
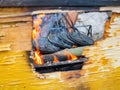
{"left": 0, "top": 12, "right": 120, "bottom": 90}
{"left": 100, "top": 6, "right": 120, "bottom": 13}
{"left": 0, "top": 16, "right": 32, "bottom": 51}
{"left": 0, "top": 0, "right": 119, "bottom": 7}
{"left": 82, "top": 12, "right": 120, "bottom": 74}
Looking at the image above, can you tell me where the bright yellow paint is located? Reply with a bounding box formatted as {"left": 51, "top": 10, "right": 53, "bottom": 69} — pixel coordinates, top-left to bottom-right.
{"left": 0, "top": 12, "right": 120, "bottom": 90}
{"left": 0, "top": 51, "right": 120, "bottom": 90}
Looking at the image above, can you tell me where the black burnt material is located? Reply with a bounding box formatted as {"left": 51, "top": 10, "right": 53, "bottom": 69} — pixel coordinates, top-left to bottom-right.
{"left": 31, "top": 13, "right": 90, "bottom": 73}
{"left": 29, "top": 55, "right": 87, "bottom": 73}
{"left": 32, "top": 13, "right": 94, "bottom": 54}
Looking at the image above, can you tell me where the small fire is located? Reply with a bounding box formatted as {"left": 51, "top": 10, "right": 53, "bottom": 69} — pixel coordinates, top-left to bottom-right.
{"left": 34, "top": 51, "right": 44, "bottom": 64}
{"left": 64, "top": 50, "right": 78, "bottom": 61}
{"left": 32, "top": 14, "right": 45, "bottom": 64}
{"left": 32, "top": 14, "right": 78, "bottom": 64}
{"left": 53, "top": 55, "right": 59, "bottom": 63}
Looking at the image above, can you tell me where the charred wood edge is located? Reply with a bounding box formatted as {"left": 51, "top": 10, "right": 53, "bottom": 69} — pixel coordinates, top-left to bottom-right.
{"left": 30, "top": 55, "right": 87, "bottom": 73}
{"left": 27, "top": 51, "right": 87, "bottom": 68}
{"left": 30, "top": 47, "right": 85, "bottom": 63}
{"left": 0, "top": 0, "right": 120, "bottom": 7}
{"left": 34, "top": 57, "right": 87, "bottom": 68}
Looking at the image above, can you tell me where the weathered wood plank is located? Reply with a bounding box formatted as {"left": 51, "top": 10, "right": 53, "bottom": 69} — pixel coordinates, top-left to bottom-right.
{"left": 0, "top": 16, "right": 32, "bottom": 23}
{"left": 0, "top": 44, "right": 11, "bottom": 51}
{"left": 0, "top": 16, "right": 32, "bottom": 51}
{"left": 0, "top": 0, "right": 120, "bottom": 7}
{"left": 100, "top": 6, "right": 120, "bottom": 13}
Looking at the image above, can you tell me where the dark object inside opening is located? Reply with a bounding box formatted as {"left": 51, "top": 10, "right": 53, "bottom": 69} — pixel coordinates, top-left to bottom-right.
{"left": 28, "top": 53, "right": 87, "bottom": 73}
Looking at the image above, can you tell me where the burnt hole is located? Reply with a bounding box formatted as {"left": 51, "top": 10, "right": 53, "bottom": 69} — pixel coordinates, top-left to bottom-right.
{"left": 29, "top": 11, "right": 102, "bottom": 73}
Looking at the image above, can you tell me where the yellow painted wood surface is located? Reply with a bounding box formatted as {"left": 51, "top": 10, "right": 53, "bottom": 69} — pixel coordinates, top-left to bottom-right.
{"left": 0, "top": 17, "right": 32, "bottom": 51}
{"left": 0, "top": 9, "right": 120, "bottom": 90}
{"left": 0, "top": 51, "right": 120, "bottom": 90}
{"left": 0, "top": 8, "right": 32, "bottom": 51}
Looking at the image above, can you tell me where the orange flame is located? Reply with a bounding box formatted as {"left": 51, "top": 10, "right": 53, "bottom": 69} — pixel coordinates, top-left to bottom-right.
{"left": 32, "top": 29, "right": 37, "bottom": 39}
{"left": 33, "top": 19, "right": 42, "bottom": 32}
{"left": 53, "top": 55, "right": 59, "bottom": 63}
{"left": 37, "top": 14, "right": 45, "bottom": 18}
{"left": 32, "top": 14, "right": 45, "bottom": 64}
{"left": 64, "top": 50, "right": 78, "bottom": 61}
{"left": 32, "top": 14, "right": 78, "bottom": 64}
{"left": 34, "top": 51, "right": 44, "bottom": 64}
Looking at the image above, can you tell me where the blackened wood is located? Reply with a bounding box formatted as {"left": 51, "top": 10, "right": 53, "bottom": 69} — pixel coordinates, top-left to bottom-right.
{"left": 42, "top": 53, "right": 85, "bottom": 63}
{"left": 0, "top": 0, "right": 120, "bottom": 7}
{"left": 42, "top": 54, "right": 68, "bottom": 63}
{"left": 27, "top": 51, "right": 87, "bottom": 73}
{"left": 35, "top": 58, "right": 86, "bottom": 73}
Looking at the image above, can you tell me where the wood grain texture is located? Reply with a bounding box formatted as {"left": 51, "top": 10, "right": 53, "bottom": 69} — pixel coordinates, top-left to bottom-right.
{"left": 0, "top": 16, "right": 32, "bottom": 23}
{"left": 83, "top": 13, "right": 120, "bottom": 74}
{"left": 0, "top": 16, "right": 32, "bottom": 51}
{"left": 0, "top": 0, "right": 119, "bottom": 7}
{"left": 0, "top": 12, "right": 120, "bottom": 90}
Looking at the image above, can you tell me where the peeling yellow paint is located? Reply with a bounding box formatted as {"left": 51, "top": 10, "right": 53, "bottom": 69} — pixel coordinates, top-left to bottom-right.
{"left": 0, "top": 12, "right": 120, "bottom": 90}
